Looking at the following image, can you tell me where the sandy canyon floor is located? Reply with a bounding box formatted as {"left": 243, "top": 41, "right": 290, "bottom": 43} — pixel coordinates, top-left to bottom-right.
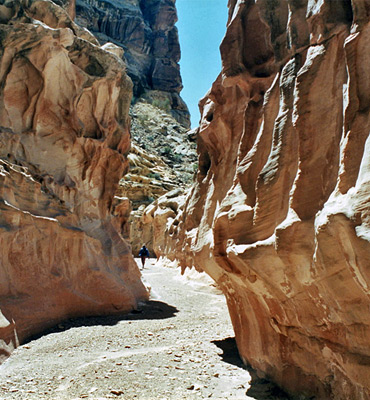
{"left": 0, "top": 260, "right": 289, "bottom": 400}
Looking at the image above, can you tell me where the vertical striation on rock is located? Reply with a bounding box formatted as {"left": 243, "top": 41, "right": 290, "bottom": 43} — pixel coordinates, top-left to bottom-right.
{"left": 75, "top": 0, "right": 190, "bottom": 128}
{"left": 0, "top": 0, "right": 148, "bottom": 360}
{"left": 164, "top": 1, "right": 370, "bottom": 398}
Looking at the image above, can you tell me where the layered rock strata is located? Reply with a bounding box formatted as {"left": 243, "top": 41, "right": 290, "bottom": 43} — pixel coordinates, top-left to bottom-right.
{"left": 116, "top": 143, "right": 179, "bottom": 256}
{"left": 140, "top": 188, "right": 186, "bottom": 258}
{"left": 0, "top": 0, "right": 148, "bottom": 360}
{"left": 129, "top": 101, "right": 197, "bottom": 188}
{"left": 164, "top": 1, "right": 370, "bottom": 398}
{"left": 116, "top": 100, "right": 197, "bottom": 255}
{"left": 75, "top": 0, "right": 190, "bottom": 127}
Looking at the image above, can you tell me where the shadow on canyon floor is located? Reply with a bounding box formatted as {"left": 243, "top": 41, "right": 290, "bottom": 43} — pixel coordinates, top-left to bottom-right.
{"left": 213, "top": 337, "right": 292, "bottom": 400}
{"left": 25, "top": 300, "right": 178, "bottom": 344}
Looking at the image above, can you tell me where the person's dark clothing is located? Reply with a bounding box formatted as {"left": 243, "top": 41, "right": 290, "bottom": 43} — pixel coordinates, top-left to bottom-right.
{"left": 139, "top": 246, "right": 150, "bottom": 268}
{"left": 139, "top": 246, "right": 150, "bottom": 257}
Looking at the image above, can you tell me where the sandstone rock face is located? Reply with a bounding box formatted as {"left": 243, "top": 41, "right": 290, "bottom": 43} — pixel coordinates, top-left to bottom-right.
{"left": 116, "top": 101, "right": 197, "bottom": 256}
{"left": 165, "top": 1, "right": 370, "bottom": 398}
{"left": 75, "top": 0, "right": 190, "bottom": 127}
{"left": 116, "top": 143, "right": 178, "bottom": 256}
{"left": 142, "top": 188, "right": 187, "bottom": 259}
{"left": 0, "top": 0, "right": 148, "bottom": 359}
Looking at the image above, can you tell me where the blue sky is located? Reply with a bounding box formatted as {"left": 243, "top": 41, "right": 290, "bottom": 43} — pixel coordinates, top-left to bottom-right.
{"left": 176, "top": 0, "right": 228, "bottom": 128}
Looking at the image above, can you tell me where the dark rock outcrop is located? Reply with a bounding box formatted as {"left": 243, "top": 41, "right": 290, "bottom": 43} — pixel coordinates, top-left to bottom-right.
{"left": 75, "top": 0, "right": 190, "bottom": 127}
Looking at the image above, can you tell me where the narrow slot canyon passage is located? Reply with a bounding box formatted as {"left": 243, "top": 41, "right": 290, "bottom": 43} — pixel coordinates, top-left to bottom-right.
{"left": 2, "top": 0, "right": 370, "bottom": 398}
{"left": 0, "top": 260, "right": 287, "bottom": 400}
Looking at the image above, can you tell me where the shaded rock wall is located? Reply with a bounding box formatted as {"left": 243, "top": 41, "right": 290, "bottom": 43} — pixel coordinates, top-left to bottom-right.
{"left": 164, "top": 0, "right": 370, "bottom": 398}
{"left": 75, "top": 0, "right": 190, "bottom": 127}
{"left": 0, "top": 0, "right": 148, "bottom": 360}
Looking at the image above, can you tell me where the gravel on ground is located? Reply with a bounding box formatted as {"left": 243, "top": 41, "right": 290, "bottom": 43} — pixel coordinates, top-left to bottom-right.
{"left": 0, "top": 259, "right": 289, "bottom": 400}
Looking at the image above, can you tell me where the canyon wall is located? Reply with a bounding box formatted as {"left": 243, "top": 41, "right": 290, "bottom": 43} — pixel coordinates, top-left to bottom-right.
{"left": 164, "top": 0, "right": 370, "bottom": 398}
{"left": 0, "top": 0, "right": 148, "bottom": 360}
{"left": 75, "top": 0, "right": 190, "bottom": 128}
{"left": 117, "top": 100, "right": 196, "bottom": 256}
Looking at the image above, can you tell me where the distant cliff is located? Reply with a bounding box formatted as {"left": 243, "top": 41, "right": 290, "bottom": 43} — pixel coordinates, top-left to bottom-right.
{"left": 75, "top": 0, "right": 190, "bottom": 128}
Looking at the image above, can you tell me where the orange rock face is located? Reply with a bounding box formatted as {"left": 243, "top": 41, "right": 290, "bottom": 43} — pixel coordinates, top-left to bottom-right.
{"left": 166, "top": 1, "right": 370, "bottom": 398}
{"left": 0, "top": 0, "right": 148, "bottom": 360}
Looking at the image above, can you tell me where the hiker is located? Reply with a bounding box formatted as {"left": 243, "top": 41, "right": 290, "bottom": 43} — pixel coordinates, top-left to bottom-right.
{"left": 139, "top": 245, "right": 150, "bottom": 269}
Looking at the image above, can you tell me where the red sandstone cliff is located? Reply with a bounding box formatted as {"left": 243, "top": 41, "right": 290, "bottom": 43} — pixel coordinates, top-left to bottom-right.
{"left": 164, "top": 1, "right": 370, "bottom": 398}
{"left": 0, "top": 0, "right": 148, "bottom": 360}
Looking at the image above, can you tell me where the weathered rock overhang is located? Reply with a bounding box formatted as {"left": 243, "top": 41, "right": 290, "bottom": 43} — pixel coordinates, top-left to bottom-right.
{"left": 162, "top": 1, "right": 370, "bottom": 398}
{"left": 0, "top": 0, "right": 148, "bottom": 360}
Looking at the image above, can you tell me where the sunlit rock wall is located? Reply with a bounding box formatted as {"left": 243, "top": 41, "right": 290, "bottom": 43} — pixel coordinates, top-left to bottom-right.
{"left": 0, "top": 0, "right": 148, "bottom": 360}
{"left": 166, "top": 0, "right": 370, "bottom": 398}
